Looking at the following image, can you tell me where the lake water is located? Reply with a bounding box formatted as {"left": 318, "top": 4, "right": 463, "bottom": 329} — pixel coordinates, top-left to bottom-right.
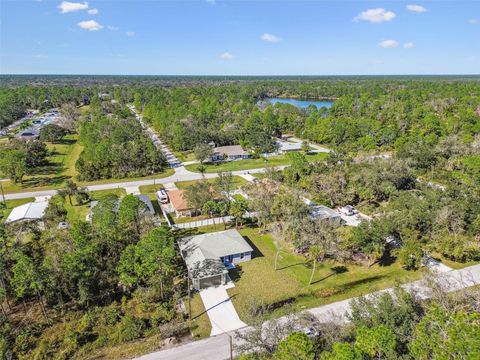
{"left": 268, "top": 98, "right": 334, "bottom": 109}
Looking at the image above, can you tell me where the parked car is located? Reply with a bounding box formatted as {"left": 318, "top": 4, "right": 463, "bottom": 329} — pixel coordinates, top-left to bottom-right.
{"left": 338, "top": 205, "right": 358, "bottom": 216}
{"left": 156, "top": 189, "right": 169, "bottom": 204}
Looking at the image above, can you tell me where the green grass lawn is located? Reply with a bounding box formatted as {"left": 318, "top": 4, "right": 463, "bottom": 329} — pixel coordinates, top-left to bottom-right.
{"left": 2, "top": 133, "right": 174, "bottom": 194}
{"left": 1, "top": 198, "right": 35, "bottom": 222}
{"left": 174, "top": 176, "right": 248, "bottom": 190}
{"left": 184, "top": 152, "right": 328, "bottom": 174}
{"left": 173, "top": 150, "right": 196, "bottom": 163}
{"left": 185, "top": 293, "right": 212, "bottom": 339}
{"left": 224, "top": 226, "right": 422, "bottom": 324}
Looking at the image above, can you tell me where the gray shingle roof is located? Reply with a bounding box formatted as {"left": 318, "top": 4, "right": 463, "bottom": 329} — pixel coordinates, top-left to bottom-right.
{"left": 178, "top": 229, "right": 253, "bottom": 279}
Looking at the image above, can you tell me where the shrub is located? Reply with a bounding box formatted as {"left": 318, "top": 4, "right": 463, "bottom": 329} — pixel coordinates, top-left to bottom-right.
{"left": 113, "top": 315, "right": 146, "bottom": 343}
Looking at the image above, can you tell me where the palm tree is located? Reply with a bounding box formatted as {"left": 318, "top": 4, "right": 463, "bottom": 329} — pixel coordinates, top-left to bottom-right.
{"left": 202, "top": 201, "right": 218, "bottom": 229}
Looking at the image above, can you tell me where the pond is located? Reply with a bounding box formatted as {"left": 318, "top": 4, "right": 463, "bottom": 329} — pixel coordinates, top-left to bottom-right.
{"left": 268, "top": 97, "right": 334, "bottom": 109}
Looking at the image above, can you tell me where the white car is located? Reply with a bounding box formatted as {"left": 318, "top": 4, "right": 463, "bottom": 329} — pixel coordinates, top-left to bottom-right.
{"left": 156, "top": 189, "right": 169, "bottom": 204}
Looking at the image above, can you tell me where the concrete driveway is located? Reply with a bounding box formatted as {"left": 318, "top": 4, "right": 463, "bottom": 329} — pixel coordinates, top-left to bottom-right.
{"left": 199, "top": 283, "right": 247, "bottom": 336}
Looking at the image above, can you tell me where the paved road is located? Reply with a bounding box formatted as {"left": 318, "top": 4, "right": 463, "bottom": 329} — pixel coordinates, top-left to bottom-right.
{"left": 133, "top": 263, "right": 480, "bottom": 360}
{"left": 3, "top": 166, "right": 281, "bottom": 201}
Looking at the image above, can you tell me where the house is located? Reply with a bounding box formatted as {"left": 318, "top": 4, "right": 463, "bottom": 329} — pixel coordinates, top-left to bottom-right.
{"left": 310, "top": 205, "right": 343, "bottom": 223}
{"left": 5, "top": 201, "right": 48, "bottom": 224}
{"left": 178, "top": 229, "right": 254, "bottom": 290}
{"left": 275, "top": 139, "right": 303, "bottom": 153}
{"left": 210, "top": 145, "right": 250, "bottom": 162}
{"left": 16, "top": 128, "right": 39, "bottom": 140}
{"left": 168, "top": 189, "right": 194, "bottom": 218}
{"left": 135, "top": 194, "right": 155, "bottom": 215}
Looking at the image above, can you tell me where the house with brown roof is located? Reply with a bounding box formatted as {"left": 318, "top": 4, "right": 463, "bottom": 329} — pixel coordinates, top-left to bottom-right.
{"left": 168, "top": 189, "right": 193, "bottom": 218}
{"left": 210, "top": 145, "right": 250, "bottom": 162}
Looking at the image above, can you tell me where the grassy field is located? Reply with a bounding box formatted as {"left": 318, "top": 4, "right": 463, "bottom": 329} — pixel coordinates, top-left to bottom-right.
{"left": 1, "top": 197, "right": 35, "bottom": 222}
{"left": 184, "top": 152, "right": 328, "bottom": 173}
{"left": 226, "top": 227, "right": 423, "bottom": 322}
{"left": 1, "top": 134, "right": 174, "bottom": 194}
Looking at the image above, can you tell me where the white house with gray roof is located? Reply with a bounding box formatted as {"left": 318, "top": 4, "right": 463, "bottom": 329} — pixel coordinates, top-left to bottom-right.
{"left": 178, "top": 229, "right": 253, "bottom": 290}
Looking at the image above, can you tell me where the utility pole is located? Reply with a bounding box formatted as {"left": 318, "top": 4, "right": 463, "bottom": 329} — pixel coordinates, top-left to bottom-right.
{"left": 229, "top": 335, "right": 233, "bottom": 360}
{"left": 187, "top": 273, "right": 192, "bottom": 321}
{"left": 0, "top": 179, "right": 5, "bottom": 206}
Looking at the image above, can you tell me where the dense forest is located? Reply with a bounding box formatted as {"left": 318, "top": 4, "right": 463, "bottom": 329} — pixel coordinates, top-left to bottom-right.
{"left": 76, "top": 107, "right": 166, "bottom": 181}
{"left": 0, "top": 194, "right": 186, "bottom": 359}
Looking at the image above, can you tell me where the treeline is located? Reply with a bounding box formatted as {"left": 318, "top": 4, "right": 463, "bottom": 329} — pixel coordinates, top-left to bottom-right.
{"left": 76, "top": 108, "right": 166, "bottom": 181}
{"left": 0, "top": 90, "right": 26, "bottom": 128}
{"left": 0, "top": 193, "right": 183, "bottom": 358}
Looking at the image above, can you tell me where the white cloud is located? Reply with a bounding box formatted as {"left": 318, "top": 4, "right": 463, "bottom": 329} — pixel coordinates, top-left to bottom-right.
{"left": 354, "top": 8, "right": 396, "bottom": 23}
{"left": 220, "top": 52, "right": 234, "bottom": 60}
{"left": 33, "top": 54, "right": 48, "bottom": 59}
{"left": 126, "top": 31, "right": 135, "bottom": 37}
{"left": 206, "top": 0, "right": 216, "bottom": 4}
{"left": 59, "top": 1, "right": 88, "bottom": 13}
{"left": 107, "top": 25, "right": 119, "bottom": 30}
{"left": 87, "top": 8, "right": 98, "bottom": 15}
{"left": 77, "top": 20, "right": 103, "bottom": 31}
{"left": 379, "top": 39, "right": 399, "bottom": 48}
{"left": 406, "top": 5, "right": 427, "bottom": 13}
{"left": 260, "top": 33, "right": 282, "bottom": 43}
{"left": 403, "top": 42, "right": 415, "bottom": 49}
{"left": 468, "top": 19, "right": 479, "bottom": 24}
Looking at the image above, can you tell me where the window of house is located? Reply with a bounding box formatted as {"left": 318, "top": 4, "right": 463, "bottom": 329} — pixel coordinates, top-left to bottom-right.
{"left": 240, "top": 253, "right": 244, "bottom": 259}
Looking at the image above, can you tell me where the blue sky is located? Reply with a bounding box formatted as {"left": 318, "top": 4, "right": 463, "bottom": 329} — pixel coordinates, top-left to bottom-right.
{"left": 1, "top": 1, "right": 479, "bottom": 75}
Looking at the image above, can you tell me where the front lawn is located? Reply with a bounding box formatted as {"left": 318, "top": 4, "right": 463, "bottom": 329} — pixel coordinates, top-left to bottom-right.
{"left": 184, "top": 156, "right": 290, "bottom": 173}
{"left": 175, "top": 176, "right": 248, "bottom": 190}
{"left": 184, "top": 152, "right": 328, "bottom": 173}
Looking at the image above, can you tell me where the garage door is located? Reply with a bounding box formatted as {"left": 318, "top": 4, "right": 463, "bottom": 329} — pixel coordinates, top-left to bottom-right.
{"left": 199, "top": 275, "right": 222, "bottom": 289}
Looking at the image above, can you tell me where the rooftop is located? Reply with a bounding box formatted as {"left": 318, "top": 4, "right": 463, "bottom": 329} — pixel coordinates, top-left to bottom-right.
{"left": 310, "top": 205, "right": 342, "bottom": 221}
{"left": 6, "top": 201, "right": 48, "bottom": 223}
{"left": 168, "top": 189, "right": 191, "bottom": 211}
{"left": 276, "top": 139, "right": 302, "bottom": 152}
{"left": 178, "top": 229, "right": 254, "bottom": 278}
{"left": 213, "top": 145, "right": 248, "bottom": 157}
